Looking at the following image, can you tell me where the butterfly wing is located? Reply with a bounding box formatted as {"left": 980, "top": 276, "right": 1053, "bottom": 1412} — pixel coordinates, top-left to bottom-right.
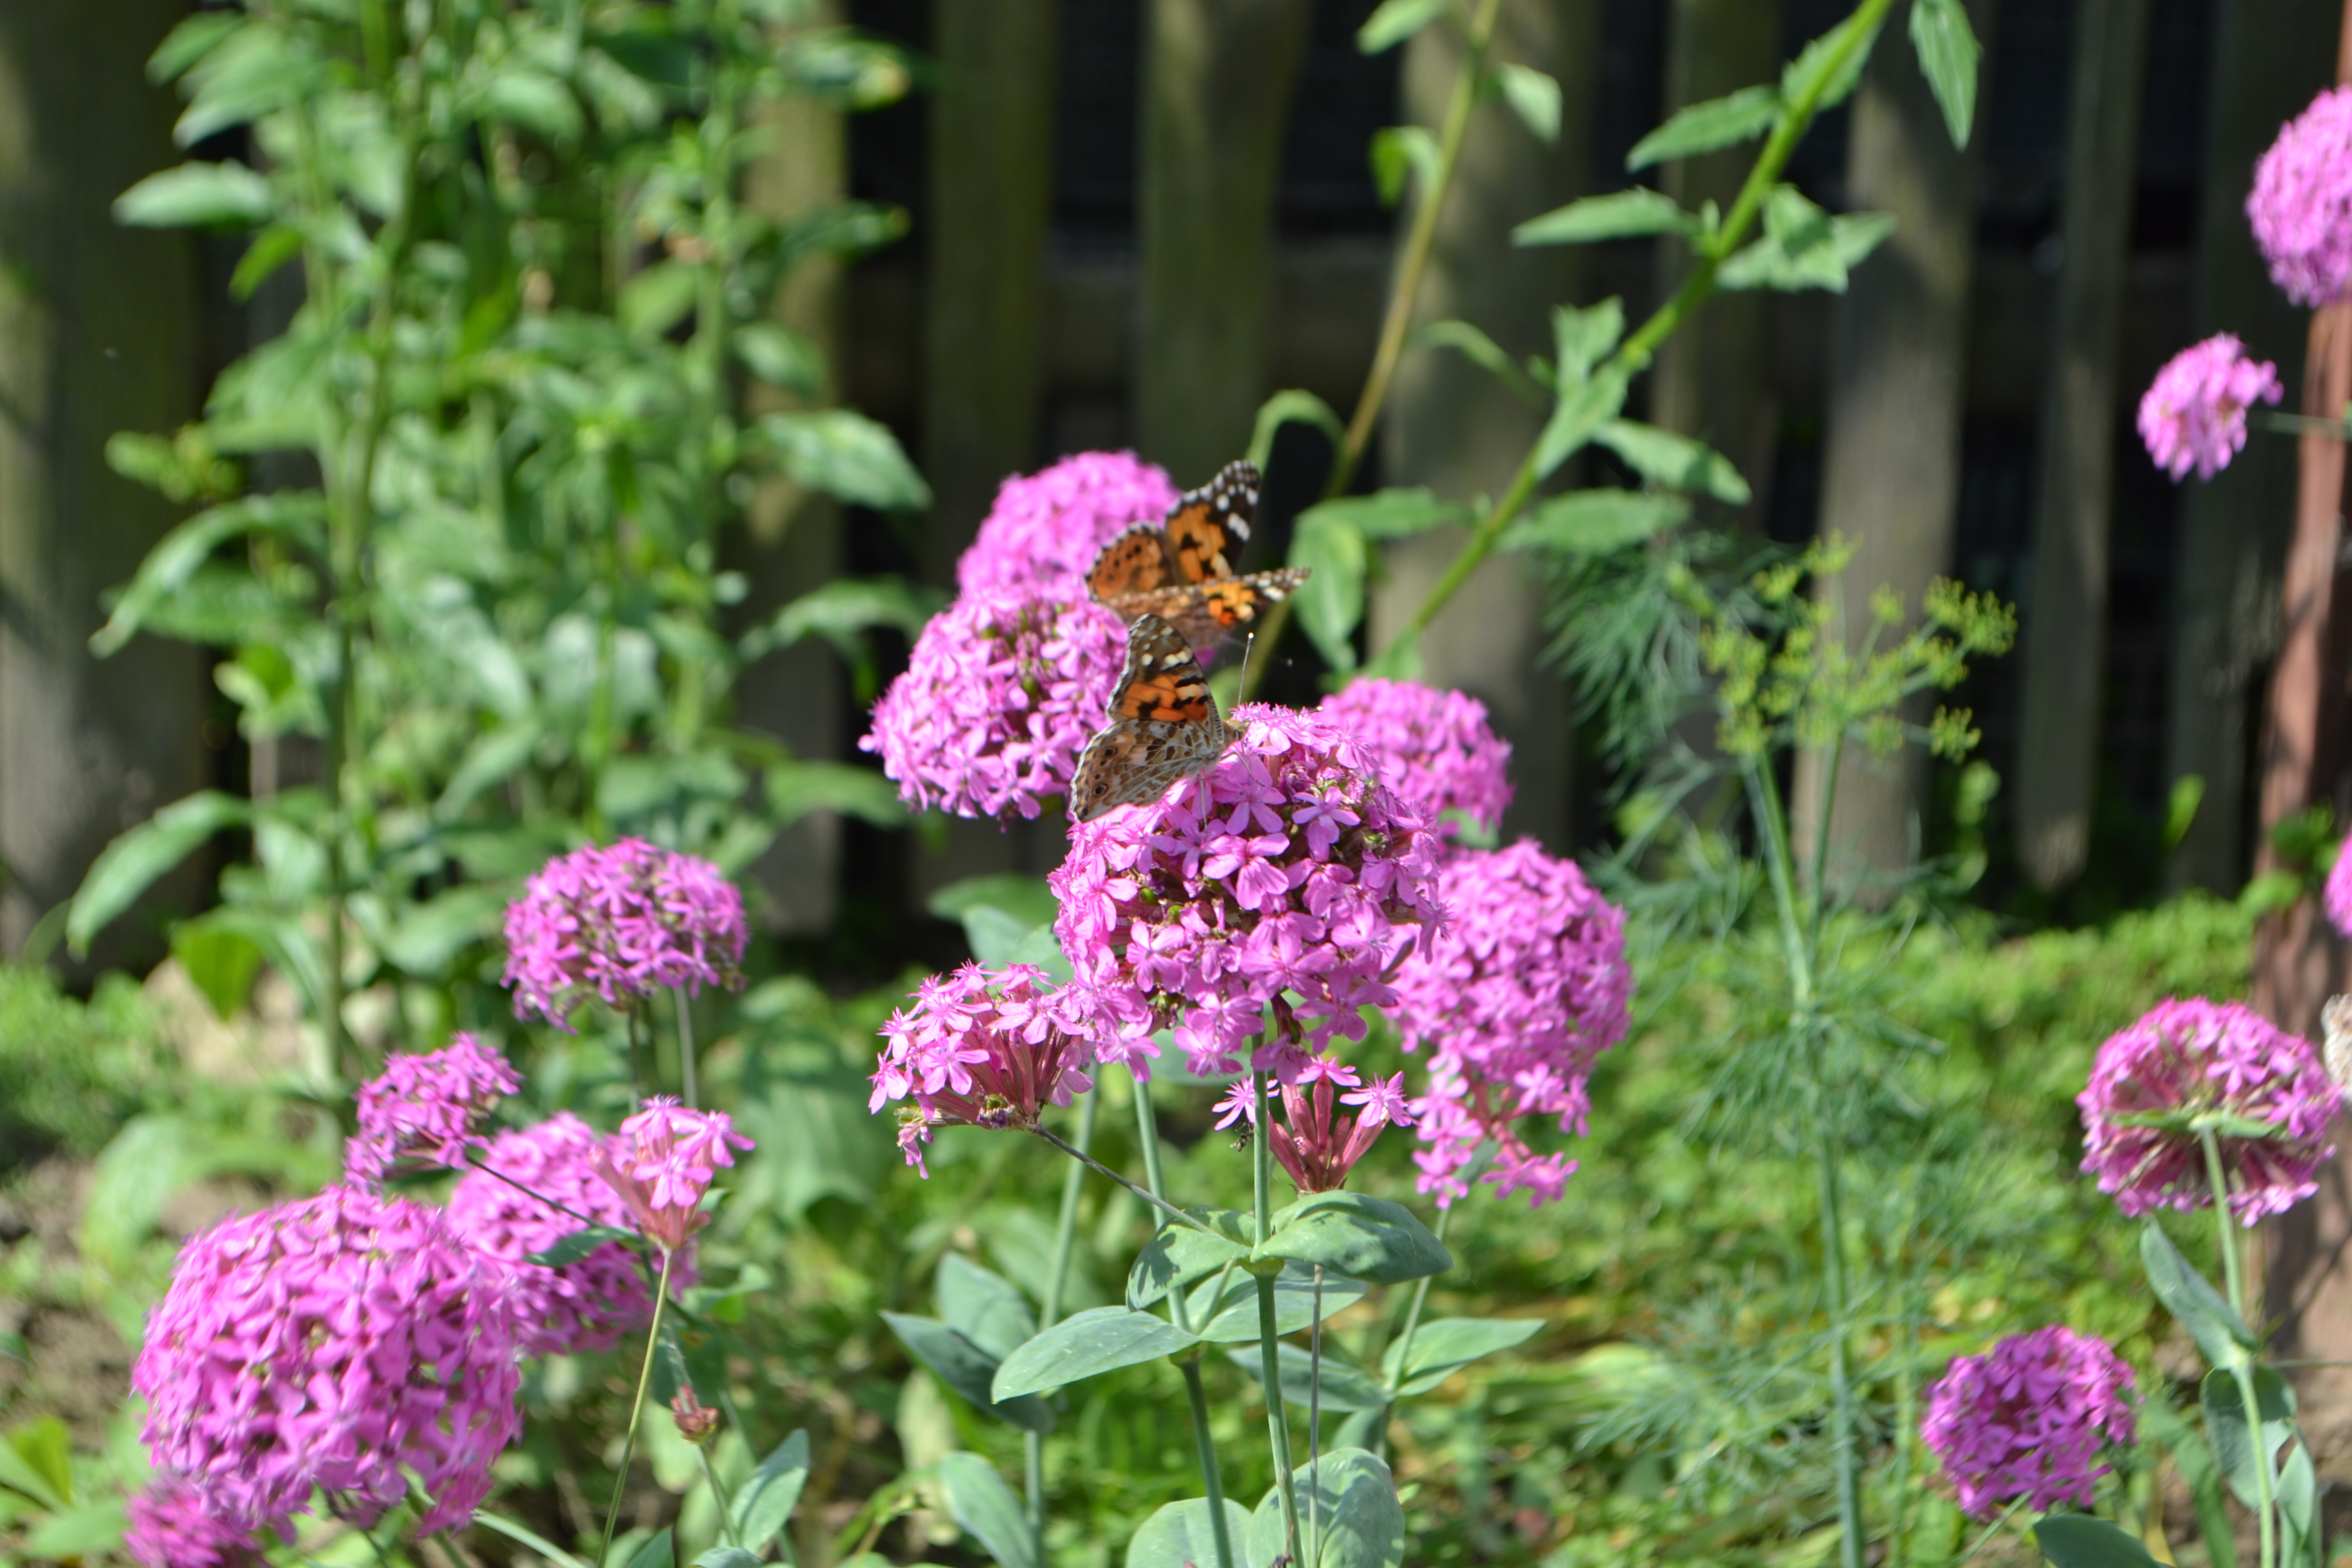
{"left": 1087, "top": 525, "right": 1180, "bottom": 601}
{"left": 1067, "top": 615, "right": 1232, "bottom": 822}
{"left": 1110, "top": 567, "right": 1313, "bottom": 651}
{"left": 1161, "top": 459, "right": 1260, "bottom": 584}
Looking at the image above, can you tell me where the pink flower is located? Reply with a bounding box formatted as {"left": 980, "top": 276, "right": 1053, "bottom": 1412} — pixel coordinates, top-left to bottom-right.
{"left": 1051, "top": 703, "right": 1444, "bottom": 1080}
{"left": 2077, "top": 996, "right": 2340, "bottom": 1226}
{"left": 870, "top": 962, "right": 1098, "bottom": 1174}
{"left": 1921, "top": 1327, "right": 2137, "bottom": 1518}
{"left": 2250, "top": 85, "right": 2352, "bottom": 307}
{"left": 860, "top": 590, "right": 1129, "bottom": 822}
{"left": 957, "top": 451, "right": 1180, "bottom": 598}
{"left": 2137, "top": 335, "right": 2284, "bottom": 482}
{"left": 133, "top": 1185, "right": 522, "bottom": 1539}
{"left": 1220, "top": 1059, "right": 1414, "bottom": 1194}
{"left": 344, "top": 1033, "right": 520, "bottom": 1184}
{"left": 594, "top": 1097, "right": 753, "bottom": 1253}
{"left": 447, "top": 1113, "right": 677, "bottom": 1357}
{"left": 1318, "top": 679, "right": 1513, "bottom": 843}
{"left": 2326, "top": 829, "right": 2352, "bottom": 940}
{"left": 504, "top": 839, "right": 748, "bottom": 1029}
{"left": 127, "top": 1476, "right": 264, "bottom": 1568}
{"left": 1391, "top": 842, "right": 1631, "bottom": 1208}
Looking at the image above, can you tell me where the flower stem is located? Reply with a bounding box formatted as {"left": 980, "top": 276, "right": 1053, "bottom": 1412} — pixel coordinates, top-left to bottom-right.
{"left": 598, "top": 1247, "right": 677, "bottom": 1568}
{"left": 1375, "top": 1202, "right": 1455, "bottom": 1462}
{"left": 1026, "top": 1092, "right": 1098, "bottom": 1564}
{"left": 1031, "top": 1125, "right": 1226, "bottom": 1238}
{"left": 2202, "top": 1127, "right": 2276, "bottom": 1568}
{"left": 1252, "top": 1071, "right": 1303, "bottom": 1568}
{"left": 674, "top": 988, "right": 698, "bottom": 1111}
{"left": 1134, "top": 1072, "right": 1235, "bottom": 1568}
{"left": 697, "top": 1447, "right": 740, "bottom": 1550}
{"left": 1308, "top": 1264, "right": 1325, "bottom": 1568}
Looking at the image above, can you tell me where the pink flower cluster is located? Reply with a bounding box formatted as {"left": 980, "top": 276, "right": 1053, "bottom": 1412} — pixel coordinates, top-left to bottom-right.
{"left": 127, "top": 1476, "right": 263, "bottom": 1568}
{"left": 133, "top": 1185, "right": 523, "bottom": 1539}
{"left": 1921, "top": 1327, "right": 2137, "bottom": 1518}
{"left": 861, "top": 590, "right": 1129, "bottom": 822}
{"left": 1052, "top": 703, "right": 1443, "bottom": 1079}
{"left": 2250, "top": 85, "right": 2352, "bottom": 307}
{"left": 592, "top": 1096, "right": 752, "bottom": 1253}
{"left": 870, "top": 962, "right": 1099, "bottom": 1174}
{"left": 344, "top": 1033, "right": 520, "bottom": 1185}
{"left": 2137, "top": 335, "right": 2283, "bottom": 482}
{"left": 1391, "top": 841, "right": 1631, "bottom": 1208}
{"left": 504, "top": 839, "right": 748, "bottom": 1029}
{"left": 956, "top": 451, "right": 1180, "bottom": 598}
{"left": 447, "top": 1113, "right": 669, "bottom": 1357}
{"left": 2326, "top": 829, "right": 2352, "bottom": 940}
{"left": 1214, "top": 1056, "right": 1412, "bottom": 1194}
{"left": 2078, "top": 996, "right": 2340, "bottom": 1226}
{"left": 1319, "top": 679, "right": 1513, "bottom": 843}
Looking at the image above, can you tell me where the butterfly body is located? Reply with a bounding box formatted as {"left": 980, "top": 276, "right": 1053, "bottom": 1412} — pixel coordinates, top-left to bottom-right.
{"left": 1086, "top": 459, "right": 1308, "bottom": 651}
{"left": 1068, "top": 614, "right": 1232, "bottom": 822}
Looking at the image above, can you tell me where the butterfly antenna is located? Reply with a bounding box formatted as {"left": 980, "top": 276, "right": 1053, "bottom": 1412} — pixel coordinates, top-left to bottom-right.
{"left": 1240, "top": 630, "right": 1257, "bottom": 692}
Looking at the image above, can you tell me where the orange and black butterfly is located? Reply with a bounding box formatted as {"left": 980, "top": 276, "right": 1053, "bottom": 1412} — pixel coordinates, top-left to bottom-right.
{"left": 1067, "top": 614, "right": 1233, "bottom": 822}
{"left": 1085, "top": 459, "right": 1308, "bottom": 652}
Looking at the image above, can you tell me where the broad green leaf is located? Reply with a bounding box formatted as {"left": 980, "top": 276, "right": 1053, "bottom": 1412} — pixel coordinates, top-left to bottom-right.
{"left": 1003, "top": 924, "right": 1072, "bottom": 984}
{"left": 91, "top": 492, "right": 325, "bottom": 654}
{"left": 1186, "top": 1262, "right": 1366, "bottom": 1343}
{"left": 1370, "top": 126, "right": 1441, "bottom": 208}
{"left": 2031, "top": 1515, "right": 2164, "bottom": 1567}
{"left": 929, "top": 876, "right": 1059, "bottom": 935}
{"left": 693, "top": 1552, "right": 762, "bottom": 1568}
{"left": 1260, "top": 1192, "right": 1451, "bottom": 1284}
{"left": 1247, "top": 388, "right": 1346, "bottom": 472}
{"left": 114, "top": 161, "right": 274, "bottom": 228}
{"left": 1381, "top": 1316, "right": 1544, "bottom": 1395}
{"left": 937, "top": 1452, "right": 1038, "bottom": 1568}
{"left": 229, "top": 224, "right": 304, "bottom": 300}
{"left": 733, "top": 322, "right": 824, "bottom": 397}
{"left": 1551, "top": 298, "right": 1625, "bottom": 386}
{"left": 149, "top": 11, "right": 243, "bottom": 83}
{"left": 436, "top": 722, "right": 545, "bottom": 821}
{"left": 175, "top": 27, "right": 322, "bottom": 144}
{"left": 881, "top": 1312, "right": 1055, "bottom": 1433}
{"left": 622, "top": 1527, "right": 675, "bottom": 1568}
{"left": 2140, "top": 1222, "right": 2253, "bottom": 1367}
{"left": 1249, "top": 1449, "right": 1403, "bottom": 1568}
{"left": 1125, "top": 1498, "right": 1257, "bottom": 1568}
{"left": 69, "top": 791, "right": 251, "bottom": 954}
{"left": 1594, "top": 420, "right": 1752, "bottom": 504}
{"left": 938, "top": 1254, "right": 1040, "bottom": 1362}
{"left": 1502, "top": 489, "right": 1689, "bottom": 556}
{"left": 76, "top": 1115, "right": 193, "bottom": 1275}
{"left": 1227, "top": 1340, "right": 1391, "bottom": 1411}
{"left": 1627, "top": 85, "right": 1782, "bottom": 170}
{"left": 1289, "top": 512, "right": 1369, "bottom": 673}
{"left": 621, "top": 259, "right": 700, "bottom": 337}
{"left": 373, "top": 883, "right": 506, "bottom": 978}
{"left": 24, "top": 1501, "right": 128, "bottom": 1559}
{"left": 1717, "top": 188, "right": 1894, "bottom": 294}
{"left": 766, "top": 761, "right": 905, "bottom": 827}
{"left": 170, "top": 913, "right": 265, "bottom": 1020}
{"left": 1515, "top": 189, "right": 1698, "bottom": 248}
{"left": 2280, "top": 1437, "right": 2318, "bottom": 1565}
{"left": 2200, "top": 1365, "right": 2295, "bottom": 1513}
{"left": 0, "top": 1418, "right": 71, "bottom": 1510}
{"left": 1296, "top": 487, "right": 1469, "bottom": 541}
{"left": 1127, "top": 1211, "right": 1253, "bottom": 1309}
{"left": 1534, "top": 365, "right": 1632, "bottom": 479}
{"left": 756, "top": 410, "right": 931, "bottom": 511}
{"left": 991, "top": 1306, "right": 1198, "bottom": 1400}
{"left": 729, "top": 1429, "right": 810, "bottom": 1554}
{"left": 2138, "top": 1400, "right": 2235, "bottom": 1568}
{"left": 959, "top": 908, "right": 1037, "bottom": 968}
{"left": 475, "top": 1511, "right": 597, "bottom": 1568}
{"left": 486, "top": 67, "right": 584, "bottom": 142}
{"left": 1358, "top": 0, "right": 1448, "bottom": 54}
{"left": 1498, "top": 64, "right": 1561, "bottom": 144}
{"left": 741, "top": 576, "right": 944, "bottom": 662}
{"left": 1909, "top": 0, "right": 1981, "bottom": 148}
{"left": 599, "top": 752, "right": 749, "bottom": 822}
{"left": 1781, "top": 7, "right": 1884, "bottom": 113}
{"left": 1407, "top": 322, "right": 1547, "bottom": 403}
{"left": 526, "top": 1226, "right": 641, "bottom": 1268}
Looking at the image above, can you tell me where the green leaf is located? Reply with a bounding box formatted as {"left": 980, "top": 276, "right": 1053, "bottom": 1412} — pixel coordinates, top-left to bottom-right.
{"left": 1380, "top": 1316, "right": 1544, "bottom": 1395}
{"left": 2031, "top": 1515, "right": 2165, "bottom": 1567}
{"left": 526, "top": 1226, "right": 641, "bottom": 1268}
{"left": 991, "top": 1306, "right": 1199, "bottom": 1400}
{"left": 1125, "top": 1498, "right": 1257, "bottom": 1568}
{"left": 620, "top": 258, "right": 700, "bottom": 337}
{"left": 937, "top": 1254, "right": 1040, "bottom": 1362}
{"left": 2201, "top": 1364, "right": 2296, "bottom": 1513}
{"left": 1127, "top": 1211, "right": 1253, "bottom": 1309}
{"left": 1250, "top": 1449, "right": 1403, "bottom": 1568}
{"left": 2140, "top": 1222, "right": 2253, "bottom": 1367}
{"left": 742, "top": 576, "right": 944, "bottom": 662}
{"left": 1909, "top": 0, "right": 1981, "bottom": 148}
{"left": 486, "top": 67, "right": 585, "bottom": 142}
{"left": 1717, "top": 189, "right": 1895, "bottom": 294}
{"left": 1370, "top": 126, "right": 1441, "bottom": 208}
{"left": 1594, "top": 420, "right": 1752, "bottom": 504}
{"left": 623, "top": 1527, "right": 675, "bottom": 1568}
{"left": 1186, "top": 1262, "right": 1366, "bottom": 1343}
{"left": 1407, "top": 322, "right": 1548, "bottom": 404}
{"left": 928, "top": 876, "right": 1058, "bottom": 936}
{"left": 1515, "top": 189, "right": 1698, "bottom": 248}
{"left": 1227, "top": 1340, "right": 1391, "bottom": 1411}
{"left": 755, "top": 410, "right": 931, "bottom": 511}
{"left": 693, "top": 1551, "right": 762, "bottom": 1568}
{"left": 475, "top": 1511, "right": 597, "bottom": 1568}
{"left": 881, "top": 1313, "right": 1055, "bottom": 1433}
{"left": 733, "top": 322, "right": 825, "bottom": 397}
{"left": 229, "top": 224, "right": 304, "bottom": 301}
{"left": 114, "top": 161, "right": 273, "bottom": 229}
{"left": 25, "top": 1500, "right": 128, "bottom": 1559}
{"left": 373, "top": 883, "right": 507, "bottom": 978}
{"left": 2280, "top": 1437, "right": 2318, "bottom": 1565}
{"left": 766, "top": 761, "right": 906, "bottom": 827}
{"left": 1497, "top": 64, "right": 1561, "bottom": 143}
{"left": 1247, "top": 388, "right": 1346, "bottom": 471}
{"left": 729, "top": 1429, "right": 810, "bottom": 1554}
{"left": 1627, "top": 85, "right": 1783, "bottom": 170}
{"left": 1358, "top": 0, "right": 1449, "bottom": 53}
{"left": 1781, "top": 7, "right": 1884, "bottom": 113}
{"left": 91, "top": 492, "right": 325, "bottom": 655}
{"left": 1297, "top": 487, "right": 1470, "bottom": 541}
{"left": 1534, "top": 365, "right": 1632, "bottom": 479}
{"left": 1260, "top": 1192, "right": 1451, "bottom": 1284}
{"left": 69, "top": 790, "right": 251, "bottom": 954}
{"left": 2138, "top": 1401, "right": 2235, "bottom": 1568}
{"left": 937, "top": 1452, "right": 1038, "bottom": 1568}
{"left": 171, "top": 913, "right": 265, "bottom": 1020}
{"left": 149, "top": 11, "right": 244, "bottom": 83}
{"left": 1551, "top": 298, "right": 1625, "bottom": 387}
{"left": 0, "top": 1418, "right": 71, "bottom": 1511}
{"left": 1290, "top": 512, "right": 1370, "bottom": 673}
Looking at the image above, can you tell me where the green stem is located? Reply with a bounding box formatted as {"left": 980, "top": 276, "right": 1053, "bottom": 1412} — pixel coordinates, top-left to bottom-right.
{"left": 1308, "top": 1264, "right": 1325, "bottom": 1568}
{"left": 675, "top": 987, "right": 698, "bottom": 1111}
{"left": 598, "top": 1248, "right": 678, "bottom": 1567}
{"left": 1031, "top": 1125, "right": 1225, "bottom": 1238}
{"left": 1134, "top": 1073, "right": 1234, "bottom": 1568}
{"left": 1815, "top": 1110, "right": 1863, "bottom": 1568}
{"left": 1027, "top": 1094, "right": 1098, "bottom": 1561}
{"left": 1253, "top": 1071, "right": 1302, "bottom": 1567}
{"left": 1377, "top": 1202, "right": 1456, "bottom": 1462}
{"left": 697, "top": 1447, "right": 740, "bottom": 1549}
{"left": 2202, "top": 1128, "right": 2276, "bottom": 1568}
{"left": 1381, "top": 0, "right": 1901, "bottom": 652}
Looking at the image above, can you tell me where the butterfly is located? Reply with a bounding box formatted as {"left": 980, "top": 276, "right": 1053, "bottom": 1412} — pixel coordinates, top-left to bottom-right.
{"left": 1067, "top": 614, "right": 1233, "bottom": 822}
{"left": 1086, "top": 459, "right": 1309, "bottom": 652}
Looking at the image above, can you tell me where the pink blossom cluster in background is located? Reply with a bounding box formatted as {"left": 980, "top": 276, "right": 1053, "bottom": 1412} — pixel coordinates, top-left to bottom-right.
{"left": 861, "top": 590, "right": 1128, "bottom": 822}
{"left": 1053, "top": 702, "right": 1443, "bottom": 1080}
{"left": 447, "top": 1113, "right": 672, "bottom": 1357}
{"left": 1921, "top": 1326, "right": 2137, "bottom": 1517}
{"left": 2137, "top": 334, "right": 2283, "bottom": 482}
{"left": 1319, "top": 678, "right": 1514, "bottom": 844}
{"left": 126, "top": 1476, "right": 263, "bottom": 1568}
{"left": 133, "top": 1185, "right": 524, "bottom": 1541}
{"left": 344, "top": 1033, "right": 521, "bottom": 1184}
{"left": 503, "top": 838, "right": 748, "bottom": 1029}
{"left": 869, "top": 962, "right": 1099, "bottom": 1174}
{"left": 1214, "top": 1055, "right": 1413, "bottom": 1194}
{"left": 1391, "top": 840, "right": 1631, "bottom": 1208}
{"left": 2077, "top": 996, "right": 2340, "bottom": 1226}
{"left": 2250, "top": 85, "right": 2352, "bottom": 307}
{"left": 955, "top": 450, "right": 1180, "bottom": 598}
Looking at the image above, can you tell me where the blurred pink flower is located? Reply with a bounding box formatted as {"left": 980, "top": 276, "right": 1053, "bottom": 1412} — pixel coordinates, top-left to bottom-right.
{"left": 2326, "top": 830, "right": 2352, "bottom": 940}
{"left": 1318, "top": 678, "right": 1513, "bottom": 844}
{"left": 504, "top": 839, "right": 747, "bottom": 1029}
{"left": 2137, "top": 334, "right": 2283, "bottom": 482}
{"left": 126, "top": 1476, "right": 264, "bottom": 1568}
{"left": 1921, "top": 1326, "right": 2136, "bottom": 1518}
{"left": 2250, "top": 85, "right": 2352, "bottom": 307}
{"left": 2077, "top": 996, "right": 2339, "bottom": 1226}
{"left": 344, "top": 1033, "right": 520, "bottom": 1185}
{"left": 593, "top": 1096, "right": 752, "bottom": 1253}
{"left": 870, "top": 962, "right": 1098, "bottom": 1175}
{"left": 957, "top": 451, "right": 1180, "bottom": 598}
{"left": 860, "top": 590, "right": 1128, "bottom": 822}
